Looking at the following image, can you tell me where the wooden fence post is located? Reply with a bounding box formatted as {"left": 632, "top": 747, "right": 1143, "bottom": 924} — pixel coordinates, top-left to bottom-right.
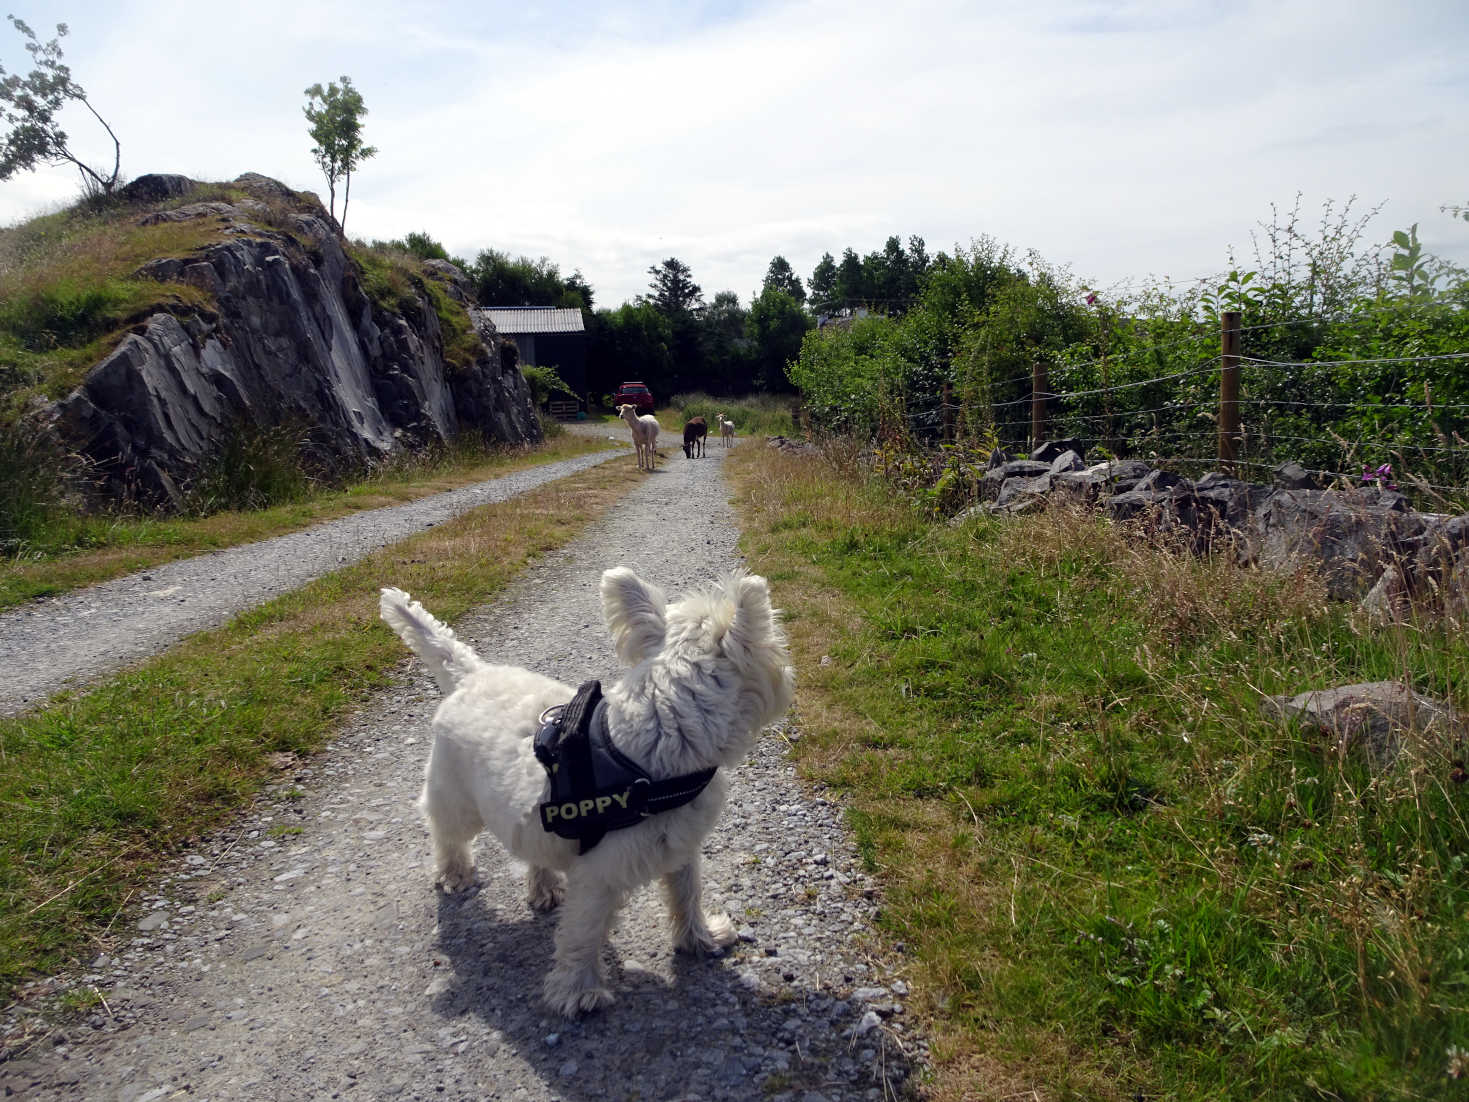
{"left": 1031, "top": 361, "right": 1048, "bottom": 450}
{"left": 942, "top": 381, "right": 955, "bottom": 443}
{"left": 1219, "top": 311, "right": 1241, "bottom": 471}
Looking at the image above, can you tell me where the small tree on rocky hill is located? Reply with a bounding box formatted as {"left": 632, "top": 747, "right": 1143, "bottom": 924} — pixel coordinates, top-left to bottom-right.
{"left": 303, "top": 75, "right": 376, "bottom": 236}
{"left": 0, "top": 17, "right": 121, "bottom": 200}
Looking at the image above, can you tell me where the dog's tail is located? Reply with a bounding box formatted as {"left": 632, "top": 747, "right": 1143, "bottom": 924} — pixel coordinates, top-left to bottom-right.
{"left": 379, "top": 587, "right": 484, "bottom": 696}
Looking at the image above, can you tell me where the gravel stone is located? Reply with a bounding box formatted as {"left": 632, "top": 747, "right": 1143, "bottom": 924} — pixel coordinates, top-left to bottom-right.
{"left": 0, "top": 429, "right": 927, "bottom": 1099}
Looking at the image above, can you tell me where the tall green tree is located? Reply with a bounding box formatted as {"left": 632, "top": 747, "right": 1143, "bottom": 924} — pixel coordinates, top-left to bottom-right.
{"left": 303, "top": 75, "right": 377, "bottom": 236}
{"left": 907, "top": 234, "right": 931, "bottom": 277}
{"left": 746, "top": 287, "right": 812, "bottom": 392}
{"left": 809, "top": 252, "right": 838, "bottom": 314}
{"left": 880, "top": 234, "right": 915, "bottom": 308}
{"left": 761, "top": 255, "right": 806, "bottom": 304}
{"left": 0, "top": 17, "right": 120, "bottom": 197}
{"left": 835, "top": 248, "right": 865, "bottom": 309}
{"left": 645, "top": 258, "right": 705, "bottom": 380}
{"left": 701, "top": 290, "right": 753, "bottom": 392}
{"left": 645, "top": 257, "right": 703, "bottom": 316}
{"left": 471, "top": 249, "right": 588, "bottom": 309}
{"left": 588, "top": 302, "right": 674, "bottom": 396}
{"left": 564, "top": 271, "right": 595, "bottom": 313}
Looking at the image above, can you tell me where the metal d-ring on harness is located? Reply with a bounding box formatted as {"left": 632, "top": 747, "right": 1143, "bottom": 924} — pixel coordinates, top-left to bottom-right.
{"left": 533, "top": 680, "right": 717, "bottom": 854}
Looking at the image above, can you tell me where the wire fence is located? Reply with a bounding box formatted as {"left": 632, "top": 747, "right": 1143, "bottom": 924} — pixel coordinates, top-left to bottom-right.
{"left": 886, "top": 312, "right": 1469, "bottom": 508}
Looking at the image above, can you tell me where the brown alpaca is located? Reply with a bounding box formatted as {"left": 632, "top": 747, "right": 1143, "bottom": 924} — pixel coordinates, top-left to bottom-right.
{"left": 683, "top": 416, "right": 707, "bottom": 458}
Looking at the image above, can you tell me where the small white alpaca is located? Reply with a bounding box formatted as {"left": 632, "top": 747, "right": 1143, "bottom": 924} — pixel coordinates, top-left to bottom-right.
{"left": 717, "top": 413, "right": 735, "bottom": 448}
{"left": 380, "top": 569, "right": 795, "bottom": 1017}
{"left": 617, "top": 404, "right": 660, "bottom": 471}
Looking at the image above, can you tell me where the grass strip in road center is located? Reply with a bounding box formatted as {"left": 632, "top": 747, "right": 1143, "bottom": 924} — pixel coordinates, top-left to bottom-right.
{"left": 0, "top": 456, "right": 640, "bottom": 1005}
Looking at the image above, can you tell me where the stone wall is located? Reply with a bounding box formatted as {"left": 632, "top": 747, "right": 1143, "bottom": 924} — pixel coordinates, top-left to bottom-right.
{"left": 977, "top": 440, "right": 1469, "bottom": 623}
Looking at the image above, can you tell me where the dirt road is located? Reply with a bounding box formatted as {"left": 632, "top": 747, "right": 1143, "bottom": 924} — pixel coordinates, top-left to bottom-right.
{"left": 2, "top": 439, "right": 924, "bottom": 1101}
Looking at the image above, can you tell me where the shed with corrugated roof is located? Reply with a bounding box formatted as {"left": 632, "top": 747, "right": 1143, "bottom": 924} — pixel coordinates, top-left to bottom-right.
{"left": 482, "top": 307, "right": 588, "bottom": 410}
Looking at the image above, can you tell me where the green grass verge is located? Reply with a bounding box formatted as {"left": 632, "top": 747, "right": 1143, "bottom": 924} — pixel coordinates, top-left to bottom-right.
{"left": 0, "top": 455, "right": 640, "bottom": 1000}
{"left": 0, "top": 207, "right": 226, "bottom": 400}
{"left": 0, "top": 433, "right": 614, "bottom": 611}
{"left": 726, "top": 444, "right": 1469, "bottom": 1102}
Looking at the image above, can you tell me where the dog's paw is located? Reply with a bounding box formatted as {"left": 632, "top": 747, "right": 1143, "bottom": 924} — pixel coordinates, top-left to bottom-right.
{"left": 676, "top": 912, "right": 738, "bottom": 956}
{"left": 526, "top": 867, "right": 566, "bottom": 913}
{"left": 435, "top": 863, "right": 477, "bottom": 895}
{"left": 543, "top": 971, "right": 615, "bottom": 1018}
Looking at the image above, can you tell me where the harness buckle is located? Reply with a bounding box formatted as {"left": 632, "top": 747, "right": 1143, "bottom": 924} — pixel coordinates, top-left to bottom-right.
{"left": 629, "top": 776, "right": 652, "bottom": 816}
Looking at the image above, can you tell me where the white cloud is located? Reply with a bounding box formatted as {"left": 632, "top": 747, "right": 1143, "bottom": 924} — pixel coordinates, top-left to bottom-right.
{"left": 3, "top": 0, "right": 1465, "bottom": 307}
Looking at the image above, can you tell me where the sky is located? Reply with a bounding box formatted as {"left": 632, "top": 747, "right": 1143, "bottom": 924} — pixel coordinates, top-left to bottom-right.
{"left": 2, "top": 0, "right": 1467, "bottom": 310}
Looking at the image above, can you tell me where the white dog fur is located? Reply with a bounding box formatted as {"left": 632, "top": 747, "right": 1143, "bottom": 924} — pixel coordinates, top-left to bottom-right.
{"left": 379, "top": 568, "right": 794, "bottom": 1017}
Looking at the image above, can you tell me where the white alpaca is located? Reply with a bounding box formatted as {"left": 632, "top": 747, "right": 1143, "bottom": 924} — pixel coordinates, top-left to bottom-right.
{"left": 617, "top": 403, "right": 660, "bottom": 470}
{"left": 379, "top": 568, "right": 794, "bottom": 1017}
{"left": 717, "top": 413, "right": 735, "bottom": 448}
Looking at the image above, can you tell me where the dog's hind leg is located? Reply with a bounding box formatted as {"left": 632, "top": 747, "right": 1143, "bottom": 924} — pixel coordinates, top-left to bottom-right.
{"left": 420, "top": 780, "right": 482, "bottom": 894}
{"left": 428, "top": 828, "right": 477, "bottom": 894}
{"left": 662, "top": 859, "right": 736, "bottom": 955}
{"left": 544, "top": 878, "right": 624, "bottom": 1017}
{"left": 526, "top": 865, "right": 565, "bottom": 912}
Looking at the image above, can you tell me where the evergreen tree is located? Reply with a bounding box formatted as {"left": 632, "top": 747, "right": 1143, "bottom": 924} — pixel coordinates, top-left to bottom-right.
{"left": 646, "top": 257, "right": 704, "bottom": 315}
{"left": 761, "top": 255, "right": 806, "bottom": 304}
{"left": 809, "top": 253, "right": 838, "bottom": 314}
{"left": 835, "top": 248, "right": 864, "bottom": 309}
{"left": 644, "top": 258, "right": 704, "bottom": 385}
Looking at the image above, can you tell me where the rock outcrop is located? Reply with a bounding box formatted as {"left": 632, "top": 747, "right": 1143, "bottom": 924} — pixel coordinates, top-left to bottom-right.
{"left": 44, "top": 173, "right": 541, "bottom": 508}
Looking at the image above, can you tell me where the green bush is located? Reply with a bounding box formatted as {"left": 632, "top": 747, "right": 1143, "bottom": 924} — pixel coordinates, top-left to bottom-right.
{"left": 521, "top": 364, "right": 576, "bottom": 408}
{"left": 788, "top": 203, "right": 1469, "bottom": 506}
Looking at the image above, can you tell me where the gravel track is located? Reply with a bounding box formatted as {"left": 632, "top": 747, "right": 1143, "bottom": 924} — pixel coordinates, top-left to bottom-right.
{"left": 2, "top": 437, "right": 927, "bottom": 1101}
{"left": 0, "top": 446, "right": 622, "bottom": 716}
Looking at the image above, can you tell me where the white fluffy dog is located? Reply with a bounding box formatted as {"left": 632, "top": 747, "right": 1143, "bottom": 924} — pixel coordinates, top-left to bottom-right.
{"left": 379, "top": 568, "right": 794, "bottom": 1016}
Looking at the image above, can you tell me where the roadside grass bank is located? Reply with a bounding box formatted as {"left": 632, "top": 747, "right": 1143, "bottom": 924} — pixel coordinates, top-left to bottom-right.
{"left": 0, "top": 456, "right": 639, "bottom": 1005}
{"left": 726, "top": 442, "right": 1469, "bottom": 1101}
{"left": 0, "top": 432, "right": 616, "bottom": 612}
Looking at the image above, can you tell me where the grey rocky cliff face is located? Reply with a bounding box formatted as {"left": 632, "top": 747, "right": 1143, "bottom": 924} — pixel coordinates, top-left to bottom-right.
{"left": 47, "top": 175, "right": 541, "bottom": 508}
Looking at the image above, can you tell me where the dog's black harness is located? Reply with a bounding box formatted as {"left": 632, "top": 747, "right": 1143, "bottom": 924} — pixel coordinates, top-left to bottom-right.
{"left": 534, "top": 680, "right": 716, "bottom": 854}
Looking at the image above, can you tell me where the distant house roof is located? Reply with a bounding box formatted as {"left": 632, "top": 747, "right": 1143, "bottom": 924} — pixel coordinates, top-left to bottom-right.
{"left": 482, "top": 307, "right": 585, "bottom": 335}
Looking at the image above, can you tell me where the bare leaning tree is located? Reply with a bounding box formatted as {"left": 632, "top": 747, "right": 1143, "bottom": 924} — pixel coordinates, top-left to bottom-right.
{"left": 303, "top": 75, "right": 376, "bottom": 237}
{"left": 0, "top": 17, "right": 121, "bottom": 199}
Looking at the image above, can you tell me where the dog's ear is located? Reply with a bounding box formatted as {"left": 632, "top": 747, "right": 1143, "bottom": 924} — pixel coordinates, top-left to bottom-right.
{"left": 721, "top": 572, "right": 795, "bottom": 725}
{"left": 724, "top": 573, "right": 775, "bottom": 652}
{"left": 601, "top": 568, "right": 667, "bottom": 665}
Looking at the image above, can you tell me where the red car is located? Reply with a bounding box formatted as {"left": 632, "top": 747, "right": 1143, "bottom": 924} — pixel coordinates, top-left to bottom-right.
{"left": 613, "top": 381, "right": 655, "bottom": 414}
